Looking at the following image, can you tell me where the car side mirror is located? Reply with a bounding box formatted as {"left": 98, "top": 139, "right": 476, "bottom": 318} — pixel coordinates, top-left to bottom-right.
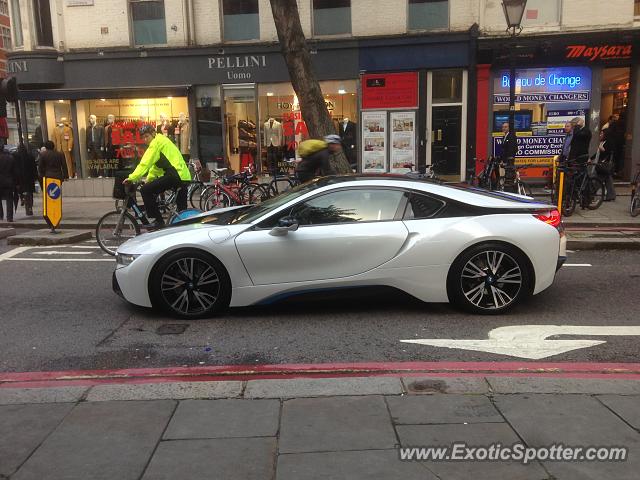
{"left": 269, "top": 216, "right": 299, "bottom": 236}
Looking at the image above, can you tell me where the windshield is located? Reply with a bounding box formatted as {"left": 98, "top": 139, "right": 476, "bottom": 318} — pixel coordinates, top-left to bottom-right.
{"left": 200, "top": 180, "right": 323, "bottom": 226}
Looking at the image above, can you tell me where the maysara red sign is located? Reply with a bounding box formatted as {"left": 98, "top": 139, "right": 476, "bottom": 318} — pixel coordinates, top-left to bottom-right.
{"left": 361, "top": 72, "right": 419, "bottom": 110}
{"left": 565, "top": 44, "right": 632, "bottom": 62}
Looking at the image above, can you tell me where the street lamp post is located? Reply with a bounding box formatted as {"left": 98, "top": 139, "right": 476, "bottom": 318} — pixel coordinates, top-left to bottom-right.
{"left": 502, "top": 0, "right": 527, "bottom": 133}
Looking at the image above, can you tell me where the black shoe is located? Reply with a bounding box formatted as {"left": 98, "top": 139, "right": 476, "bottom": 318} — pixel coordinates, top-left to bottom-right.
{"left": 142, "top": 219, "right": 165, "bottom": 230}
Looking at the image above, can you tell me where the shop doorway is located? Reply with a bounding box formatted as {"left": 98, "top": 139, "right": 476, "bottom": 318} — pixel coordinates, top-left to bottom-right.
{"left": 222, "top": 84, "right": 258, "bottom": 173}
{"left": 431, "top": 106, "right": 462, "bottom": 176}
{"left": 600, "top": 67, "right": 630, "bottom": 177}
{"left": 426, "top": 70, "right": 467, "bottom": 181}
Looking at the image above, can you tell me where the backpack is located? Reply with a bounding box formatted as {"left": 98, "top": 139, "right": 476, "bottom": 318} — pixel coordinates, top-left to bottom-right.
{"left": 298, "top": 139, "right": 327, "bottom": 158}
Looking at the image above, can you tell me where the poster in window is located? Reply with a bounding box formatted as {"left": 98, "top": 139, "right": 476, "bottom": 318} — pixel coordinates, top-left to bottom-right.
{"left": 390, "top": 112, "right": 416, "bottom": 173}
{"left": 362, "top": 111, "right": 387, "bottom": 172}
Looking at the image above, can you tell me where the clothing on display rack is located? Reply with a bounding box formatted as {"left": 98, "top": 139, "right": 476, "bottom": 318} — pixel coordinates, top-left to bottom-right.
{"left": 339, "top": 118, "right": 358, "bottom": 170}
{"left": 53, "top": 122, "right": 75, "bottom": 178}
{"left": 86, "top": 116, "right": 104, "bottom": 177}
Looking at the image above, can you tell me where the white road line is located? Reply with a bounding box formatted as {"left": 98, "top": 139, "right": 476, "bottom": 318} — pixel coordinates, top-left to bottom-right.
{"left": 71, "top": 246, "right": 101, "bottom": 249}
{"left": 0, "top": 247, "right": 30, "bottom": 263}
{"left": 5, "top": 258, "right": 114, "bottom": 262}
{"left": 32, "top": 251, "right": 93, "bottom": 255}
{"left": 564, "top": 263, "right": 592, "bottom": 267}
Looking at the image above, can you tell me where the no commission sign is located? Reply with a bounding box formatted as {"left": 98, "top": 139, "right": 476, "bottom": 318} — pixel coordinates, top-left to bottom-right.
{"left": 493, "top": 135, "right": 565, "bottom": 159}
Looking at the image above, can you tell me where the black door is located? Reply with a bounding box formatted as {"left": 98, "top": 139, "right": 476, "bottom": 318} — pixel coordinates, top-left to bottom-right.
{"left": 431, "top": 106, "right": 462, "bottom": 177}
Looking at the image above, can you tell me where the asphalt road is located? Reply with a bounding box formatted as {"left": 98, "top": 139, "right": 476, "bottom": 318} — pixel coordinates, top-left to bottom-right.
{"left": 1, "top": 239, "right": 639, "bottom": 372}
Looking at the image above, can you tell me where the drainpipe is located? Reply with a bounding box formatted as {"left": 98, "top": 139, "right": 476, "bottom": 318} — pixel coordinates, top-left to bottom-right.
{"left": 183, "top": 0, "right": 191, "bottom": 45}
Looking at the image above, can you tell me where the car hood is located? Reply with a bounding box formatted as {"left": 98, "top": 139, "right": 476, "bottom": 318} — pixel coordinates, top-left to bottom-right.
{"left": 117, "top": 223, "right": 247, "bottom": 254}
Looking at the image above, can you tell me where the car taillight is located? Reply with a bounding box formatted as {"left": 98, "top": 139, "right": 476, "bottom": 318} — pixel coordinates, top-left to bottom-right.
{"left": 534, "top": 209, "right": 562, "bottom": 229}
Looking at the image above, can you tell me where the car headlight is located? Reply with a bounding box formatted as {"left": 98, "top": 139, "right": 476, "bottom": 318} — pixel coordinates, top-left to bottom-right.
{"left": 116, "top": 253, "right": 140, "bottom": 269}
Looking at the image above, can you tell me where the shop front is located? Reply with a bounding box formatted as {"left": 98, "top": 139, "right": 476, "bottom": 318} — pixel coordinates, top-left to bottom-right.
{"left": 358, "top": 34, "right": 472, "bottom": 181}
{"left": 477, "top": 31, "right": 640, "bottom": 182}
{"left": 8, "top": 44, "right": 359, "bottom": 195}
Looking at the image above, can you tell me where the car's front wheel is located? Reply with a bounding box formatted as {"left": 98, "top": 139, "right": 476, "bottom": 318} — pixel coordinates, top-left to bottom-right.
{"left": 447, "top": 243, "right": 532, "bottom": 314}
{"left": 150, "top": 250, "right": 231, "bottom": 318}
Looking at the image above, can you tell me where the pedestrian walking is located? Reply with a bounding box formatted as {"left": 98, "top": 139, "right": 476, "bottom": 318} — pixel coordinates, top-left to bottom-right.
{"left": 591, "top": 129, "right": 616, "bottom": 202}
{"left": 38, "top": 140, "right": 69, "bottom": 184}
{"left": 324, "top": 134, "right": 352, "bottom": 175}
{"left": 0, "top": 145, "right": 18, "bottom": 222}
{"left": 14, "top": 144, "right": 38, "bottom": 216}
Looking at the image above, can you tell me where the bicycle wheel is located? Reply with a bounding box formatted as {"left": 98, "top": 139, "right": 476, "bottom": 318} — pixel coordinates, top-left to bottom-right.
{"left": 96, "top": 210, "right": 139, "bottom": 256}
{"left": 562, "top": 187, "right": 576, "bottom": 217}
{"left": 249, "top": 184, "right": 270, "bottom": 204}
{"left": 202, "top": 190, "right": 233, "bottom": 211}
{"left": 586, "top": 178, "right": 604, "bottom": 210}
{"left": 268, "top": 177, "right": 295, "bottom": 197}
{"left": 188, "top": 182, "right": 205, "bottom": 209}
{"left": 630, "top": 193, "right": 640, "bottom": 217}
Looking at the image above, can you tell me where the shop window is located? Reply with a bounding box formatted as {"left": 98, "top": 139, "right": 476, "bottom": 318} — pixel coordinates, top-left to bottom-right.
{"left": 222, "top": 0, "right": 259, "bottom": 41}
{"left": 313, "top": 0, "right": 351, "bottom": 36}
{"left": 10, "top": 0, "right": 22, "bottom": 47}
{"left": 32, "top": 0, "right": 54, "bottom": 47}
{"left": 195, "top": 86, "right": 223, "bottom": 169}
{"left": 257, "top": 80, "right": 357, "bottom": 174}
{"left": 130, "top": 0, "right": 167, "bottom": 46}
{"left": 522, "top": 0, "right": 560, "bottom": 26}
{"left": 1, "top": 26, "right": 11, "bottom": 50}
{"left": 408, "top": 0, "right": 449, "bottom": 31}
{"left": 432, "top": 69, "right": 462, "bottom": 103}
{"left": 0, "top": 0, "right": 8, "bottom": 15}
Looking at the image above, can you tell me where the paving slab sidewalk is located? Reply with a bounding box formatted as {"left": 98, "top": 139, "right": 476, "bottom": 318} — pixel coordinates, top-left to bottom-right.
{"left": 1, "top": 375, "right": 639, "bottom": 479}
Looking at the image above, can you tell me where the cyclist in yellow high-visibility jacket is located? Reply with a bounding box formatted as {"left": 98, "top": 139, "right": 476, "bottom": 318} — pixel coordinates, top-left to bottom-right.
{"left": 124, "top": 125, "right": 191, "bottom": 228}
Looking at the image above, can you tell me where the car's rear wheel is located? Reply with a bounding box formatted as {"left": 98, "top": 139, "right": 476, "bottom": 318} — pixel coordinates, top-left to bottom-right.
{"left": 447, "top": 243, "right": 532, "bottom": 314}
{"left": 149, "top": 250, "right": 231, "bottom": 318}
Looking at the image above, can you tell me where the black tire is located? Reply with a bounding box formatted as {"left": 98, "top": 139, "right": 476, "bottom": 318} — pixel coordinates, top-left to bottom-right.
{"left": 149, "top": 249, "right": 231, "bottom": 319}
{"left": 447, "top": 242, "right": 532, "bottom": 315}
{"left": 631, "top": 194, "right": 640, "bottom": 217}
{"left": 249, "top": 184, "right": 269, "bottom": 203}
{"left": 562, "top": 187, "right": 576, "bottom": 217}
{"left": 586, "top": 177, "right": 604, "bottom": 210}
{"left": 188, "top": 182, "right": 205, "bottom": 209}
{"left": 96, "top": 210, "right": 140, "bottom": 256}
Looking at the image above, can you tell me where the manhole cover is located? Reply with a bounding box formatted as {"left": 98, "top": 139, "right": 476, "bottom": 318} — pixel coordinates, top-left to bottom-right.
{"left": 156, "top": 324, "right": 189, "bottom": 335}
{"left": 406, "top": 379, "right": 447, "bottom": 393}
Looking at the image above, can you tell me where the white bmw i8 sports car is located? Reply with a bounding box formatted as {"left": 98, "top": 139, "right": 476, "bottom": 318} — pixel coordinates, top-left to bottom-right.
{"left": 112, "top": 175, "right": 566, "bottom": 318}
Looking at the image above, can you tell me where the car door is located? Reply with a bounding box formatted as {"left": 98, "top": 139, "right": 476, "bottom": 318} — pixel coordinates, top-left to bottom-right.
{"left": 235, "top": 188, "right": 409, "bottom": 285}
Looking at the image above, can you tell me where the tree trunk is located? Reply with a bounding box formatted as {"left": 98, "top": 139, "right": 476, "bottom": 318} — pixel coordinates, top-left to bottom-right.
{"left": 270, "top": 0, "right": 352, "bottom": 172}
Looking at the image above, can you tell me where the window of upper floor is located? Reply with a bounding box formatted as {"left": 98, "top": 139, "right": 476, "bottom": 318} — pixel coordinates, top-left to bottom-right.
{"left": 130, "top": 0, "right": 167, "bottom": 46}
{"left": 521, "top": 0, "right": 561, "bottom": 27}
{"left": 222, "top": 0, "right": 259, "bottom": 42}
{"left": 408, "top": 0, "right": 449, "bottom": 31}
{"left": 9, "top": 0, "right": 22, "bottom": 47}
{"left": 313, "top": 0, "right": 351, "bottom": 36}
{"left": 33, "top": 0, "right": 54, "bottom": 47}
{"left": 0, "top": 0, "right": 9, "bottom": 16}
{"left": 635, "top": 0, "right": 640, "bottom": 18}
{"left": 1, "top": 26, "right": 11, "bottom": 50}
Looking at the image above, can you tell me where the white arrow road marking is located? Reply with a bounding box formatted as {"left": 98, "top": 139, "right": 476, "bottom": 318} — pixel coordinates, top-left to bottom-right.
{"left": 32, "top": 251, "right": 93, "bottom": 255}
{"left": 401, "top": 325, "right": 640, "bottom": 360}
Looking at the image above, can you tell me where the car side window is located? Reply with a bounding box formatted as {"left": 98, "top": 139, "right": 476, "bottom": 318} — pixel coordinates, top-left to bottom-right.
{"left": 282, "top": 189, "right": 405, "bottom": 226}
{"left": 403, "top": 192, "right": 445, "bottom": 220}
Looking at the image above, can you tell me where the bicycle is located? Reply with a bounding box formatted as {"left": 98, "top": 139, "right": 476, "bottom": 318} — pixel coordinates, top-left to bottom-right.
{"left": 468, "top": 156, "right": 501, "bottom": 190}
{"left": 199, "top": 168, "right": 268, "bottom": 211}
{"left": 96, "top": 182, "right": 201, "bottom": 255}
{"left": 630, "top": 163, "right": 640, "bottom": 217}
{"left": 264, "top": 159, "right": 300, "bottom": 198}
{"left": 556, "top": 161, "right": 605, "bottom": 217}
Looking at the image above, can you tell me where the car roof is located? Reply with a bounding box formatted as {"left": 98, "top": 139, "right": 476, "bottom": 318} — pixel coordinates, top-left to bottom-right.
{"left": 314, "top": 175, "right": 551, "bottom": 209}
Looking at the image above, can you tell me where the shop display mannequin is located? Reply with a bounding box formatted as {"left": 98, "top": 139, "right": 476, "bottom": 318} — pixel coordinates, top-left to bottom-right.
{"left": 33, "top": 116, "right": 43, "bottom": 150}
{"left": 86, "top": 114, "right": 104, "bottom": 177}
{"left": 177, "top": 112, "right": 190, "bottom": 160}
{"left": 53, "top": 120, "right": 75, "bottom": 178}
{"left": 263, "top": 117, "right": 283, "bottom": 173}
{"left": 339, "top": 116, "right": 357, "bottom": 170}
{"left": 157, "top": 113, "right": 176, "bottom": 143}
{"left": 103, "top": 114, "right": 116, "bottom": 176}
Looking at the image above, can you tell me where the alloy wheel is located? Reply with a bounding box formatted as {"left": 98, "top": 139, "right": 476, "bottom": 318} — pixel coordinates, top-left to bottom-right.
{"left": 160, "top": 257, "right": 221, "bottom": 315}
{"left": 460, "top": 250, "right": 522, "bottom": 310}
